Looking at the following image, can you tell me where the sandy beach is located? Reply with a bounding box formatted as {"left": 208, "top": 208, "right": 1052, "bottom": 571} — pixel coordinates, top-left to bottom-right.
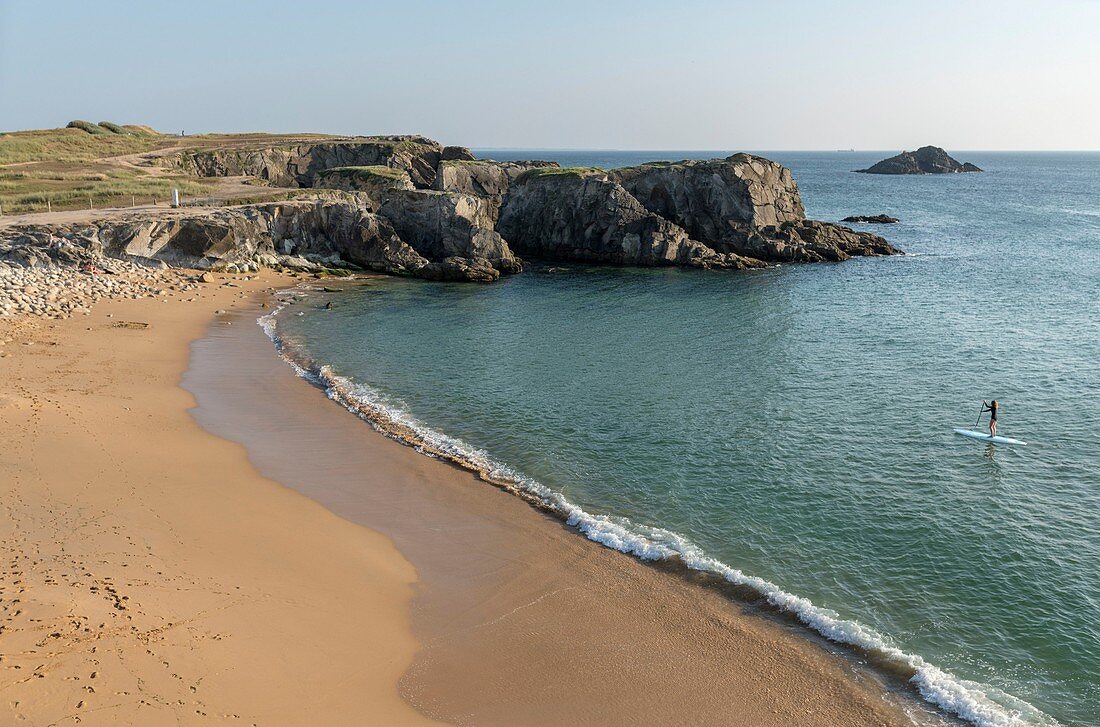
{"left": 0, "top": 272, "right": 926, "bottom": 725}
{"left": 0, "top": 273, "right": 435, "bottom": 725}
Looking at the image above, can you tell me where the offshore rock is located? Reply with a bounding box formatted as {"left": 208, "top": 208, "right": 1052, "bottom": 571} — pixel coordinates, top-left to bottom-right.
{"left": 497, "top": 168, "right": 760, "bottom": 269}
{"left": 856, "top": 146, "right": 982, "bottom": 174}
{"left": 841, "top": 214, "right": 899, "bottom": 224}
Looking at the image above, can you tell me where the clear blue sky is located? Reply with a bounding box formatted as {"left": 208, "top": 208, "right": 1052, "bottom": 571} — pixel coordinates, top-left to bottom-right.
{"left": 2, "top": 0, "right": 1098, "bottom": 149}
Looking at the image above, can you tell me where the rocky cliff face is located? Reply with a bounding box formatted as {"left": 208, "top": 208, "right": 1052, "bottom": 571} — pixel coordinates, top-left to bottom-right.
{"left": 0, "top": 199, "right": 511, "bottom": 279}
{"left": 493, "top": 158, "right": 896, "bottom": 267}
{"left": 604, "top": 154, "right": 892, "bottom": 263}
{"left": 167, "top": 136, "right": 475, "bottom": 189}
{"left": 610, "top": 154, "right": 806, "bottom": 234}
{"left": 432, "top": 160, "right": 559, "bottom": 224}
{"left": 378, "top": 189, "right": 522, "bottom": 277}
{"left": 32, "top": 139, "right": 899, "bottom": 283}
{"left": 857, "top": 146, "right": 982, "bottom": 174}
{"left": 497, "top": 169, "right": 760, "bottom": 269}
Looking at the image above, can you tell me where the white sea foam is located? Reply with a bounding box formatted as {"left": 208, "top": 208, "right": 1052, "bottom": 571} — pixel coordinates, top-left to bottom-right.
{"left": 256, "top": 297, "right": 1056, "bottom": 727}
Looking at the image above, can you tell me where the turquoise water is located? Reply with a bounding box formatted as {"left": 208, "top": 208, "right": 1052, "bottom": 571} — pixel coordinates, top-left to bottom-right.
{"left": 273, "top": 151, "right": 1099, "bottom": 725}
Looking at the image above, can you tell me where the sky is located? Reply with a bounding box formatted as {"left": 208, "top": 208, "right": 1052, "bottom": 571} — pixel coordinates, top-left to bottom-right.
{"left": 2, "top": 0, "right": 1099, "bottom": 150}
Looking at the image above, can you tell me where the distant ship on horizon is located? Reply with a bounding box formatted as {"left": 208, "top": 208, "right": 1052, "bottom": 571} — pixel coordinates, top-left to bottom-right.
{"left": 836, "top": 148, "right": 856, "bottom": 152}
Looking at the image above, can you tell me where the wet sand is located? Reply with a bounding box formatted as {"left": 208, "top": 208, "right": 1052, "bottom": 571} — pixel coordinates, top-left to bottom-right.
{"left": 184, "top": 293, "right": 926, "bottom": 726}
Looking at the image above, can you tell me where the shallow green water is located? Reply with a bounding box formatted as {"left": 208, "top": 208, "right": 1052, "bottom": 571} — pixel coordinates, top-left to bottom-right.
{"left": 275, "top": 151, "right": 1100, "bottom": 725}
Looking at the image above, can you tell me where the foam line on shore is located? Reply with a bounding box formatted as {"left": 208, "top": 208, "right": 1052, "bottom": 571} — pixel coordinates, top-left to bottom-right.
{"left": 257, "top": 292, "right": 1054, "bottom": 727}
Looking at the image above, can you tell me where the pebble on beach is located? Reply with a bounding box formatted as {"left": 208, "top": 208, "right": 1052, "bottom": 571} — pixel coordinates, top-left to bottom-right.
{"left": 0, "top": 263, "right": 202, "bottom": 320}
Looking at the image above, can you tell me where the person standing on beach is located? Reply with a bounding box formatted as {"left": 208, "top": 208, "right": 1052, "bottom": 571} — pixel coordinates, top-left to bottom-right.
{"left": 981, "top": 400, "right": 999, "bottom": 437}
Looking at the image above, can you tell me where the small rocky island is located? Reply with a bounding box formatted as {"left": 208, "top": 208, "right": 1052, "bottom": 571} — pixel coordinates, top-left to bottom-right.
{"left": 841, "top": 215, "right": 899, "bottom": 224}
{"left": 1, "top": 133, "right": 900, "bottom": 287}
{"left": 856, "top": 146, "right": 981, "bottom": 174}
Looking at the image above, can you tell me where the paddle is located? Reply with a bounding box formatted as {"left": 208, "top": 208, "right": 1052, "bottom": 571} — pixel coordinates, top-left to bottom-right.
{"left": 974, "top": 400, "right": 987, "bottom": 428}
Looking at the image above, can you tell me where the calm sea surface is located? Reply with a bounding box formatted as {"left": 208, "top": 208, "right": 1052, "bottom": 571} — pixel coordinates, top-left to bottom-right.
{"left": 274, "top": 151, "right": 1100, "bottom": 725}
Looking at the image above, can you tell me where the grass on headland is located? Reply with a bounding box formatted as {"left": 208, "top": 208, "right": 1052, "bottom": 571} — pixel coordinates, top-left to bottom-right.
{"left": 515, "top": 166, "right": 606, "bottom": 183}
{"left": 0, "top": 166, "right": 217, "bottom": 213}
{"left": 0, "top": 127, "right": 168, "bottom": 165}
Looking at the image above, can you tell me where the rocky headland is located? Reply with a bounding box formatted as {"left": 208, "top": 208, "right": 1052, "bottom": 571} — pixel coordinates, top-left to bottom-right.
{"left": 2, "top": 134, "right": 902, "bottom": 316}
{"left": 856, "top": 146, "right": 981, "bottom": 174}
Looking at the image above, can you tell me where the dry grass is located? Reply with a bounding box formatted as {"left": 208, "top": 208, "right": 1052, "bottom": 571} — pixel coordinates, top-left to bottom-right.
{"left": 0, "top": 127, "right": 176, "bottom": 165}
{"left": 0, "top": 165, "right": 217, "bottom": 213}
{"left": 0, "top": 125, "right": 385, "bottom": 213}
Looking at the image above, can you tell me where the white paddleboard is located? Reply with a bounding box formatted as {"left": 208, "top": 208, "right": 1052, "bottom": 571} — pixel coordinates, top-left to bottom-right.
{"left": 953, "top": 428, "right": 1027, "bottom": 446}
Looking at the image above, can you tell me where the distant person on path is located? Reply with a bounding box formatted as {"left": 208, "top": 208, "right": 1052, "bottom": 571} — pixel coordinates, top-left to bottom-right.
{"left": 981, "top": 400, "right": 999, "bottom": 437}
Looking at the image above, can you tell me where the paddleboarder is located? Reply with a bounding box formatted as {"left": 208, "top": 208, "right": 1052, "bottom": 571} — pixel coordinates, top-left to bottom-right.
{"left": 980, "top": 400, "right": 999, "bottom": 437}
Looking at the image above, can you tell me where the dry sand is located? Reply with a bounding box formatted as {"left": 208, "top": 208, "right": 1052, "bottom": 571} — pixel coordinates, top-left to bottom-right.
{"left": 1, "top": 273, "right": 928, "bottom": 726}
{"left": 0, "top": 272, "right": 436, "bottom": 726}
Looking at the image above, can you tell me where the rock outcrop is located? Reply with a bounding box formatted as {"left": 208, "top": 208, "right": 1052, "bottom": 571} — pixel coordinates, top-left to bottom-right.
{"left": 432, "top": 159, "right": 559, "bottom": 224}
{"left": 841, "top": 214, "right": 899, "bottom": 224}
{"left": 610, "top": 154, "right": 806, "bottom": 233}
{"left": 378, "top": 190, "right": 521, "bottom": 279}
{"left": 313, "top": 166, "right": 416, "bottom": 208}
{"left": 0, "top": 199, "right": 538, "bottom": 281}
{"left": 497, "top": 169, "right": 759, "bottom": 269}
{"left": 167, "top": 136, "right": 474, "bottom": 189}
{"left": 9, "top": 134, "right": 902, "bottom": 286}
{"left": 856, "top": 146, "right": 981, "bottom": 174}
{"left": 603, "top": 154, "right": 895, "bottom": 263}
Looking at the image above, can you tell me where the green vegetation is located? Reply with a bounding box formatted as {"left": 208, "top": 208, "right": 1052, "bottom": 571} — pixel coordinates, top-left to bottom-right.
{"left": 515, "top": 166, "right": 606, "bottom": 183}
{"left": 66, "top": 119, "right": 108, "bottom": 135}
{"left": 97, "top": 121, "right": 125, "bottom": 134}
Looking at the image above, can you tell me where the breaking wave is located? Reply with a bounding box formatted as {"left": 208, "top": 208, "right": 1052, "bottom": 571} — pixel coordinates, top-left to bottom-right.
{"left": 257, "top": 290, "right": 1055, "bottom": 727}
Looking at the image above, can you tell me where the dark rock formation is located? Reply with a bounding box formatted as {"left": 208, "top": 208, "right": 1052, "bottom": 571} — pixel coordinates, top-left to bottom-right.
{"left": 378, "top": 189, "right": 522, "bottom": 277}
{"left": 610, "top": 154, "right": 806, "bottom": 234}
{"left": 841, "top": 214, "right": 899, "bottom": 224}
{"left": 497, "top": 169, "right": 760, "bottom": 269}
{"left": 606, "top": 154, "right": 895, "bottom": 263}
{"left": 167, "top": 136, "right": 455, "bottom": 188}
{"left": 742, "top": 220, "right": 898, "bottom": 262}
{"left": 856, "top": 146, "right": 981, "bottom": 174}
{"left": 418, "top": 256, "right": 503, "bottom": 283}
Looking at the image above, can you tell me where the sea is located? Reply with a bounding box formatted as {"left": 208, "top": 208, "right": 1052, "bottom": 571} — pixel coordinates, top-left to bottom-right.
{"left": 267, "top": 150, "right": 1100, "bottom": 726}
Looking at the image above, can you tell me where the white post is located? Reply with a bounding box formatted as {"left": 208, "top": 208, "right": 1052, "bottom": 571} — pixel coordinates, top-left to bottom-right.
{"left": 171, "top": 188, "right": 180, "bottom": 208}
{"left": 47, "top": 199, "right": 52, "bottom": 213}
